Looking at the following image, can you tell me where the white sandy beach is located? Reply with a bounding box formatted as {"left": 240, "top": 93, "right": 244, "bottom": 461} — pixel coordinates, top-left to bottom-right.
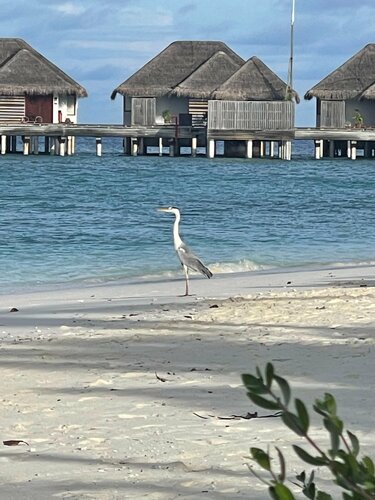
{"left": 0, "top": 264, "right": 374, "bottom": 499}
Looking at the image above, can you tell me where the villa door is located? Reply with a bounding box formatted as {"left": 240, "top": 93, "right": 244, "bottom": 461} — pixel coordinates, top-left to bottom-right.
{"left": 25, "top": 95, "right": 53, "bottom": 123}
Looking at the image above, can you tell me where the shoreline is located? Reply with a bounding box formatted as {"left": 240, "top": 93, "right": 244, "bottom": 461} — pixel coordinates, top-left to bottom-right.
{"left": 1, "top": 262, "right": 374, "bottom": 309}
{"left": 0, "top": 263, "right": 374, "bottom": 498}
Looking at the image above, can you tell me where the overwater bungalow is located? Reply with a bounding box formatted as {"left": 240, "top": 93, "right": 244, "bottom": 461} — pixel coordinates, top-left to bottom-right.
{"left": 304, "top": 44, "right": 375, "bottom": 158}
{"left": 111, "top": 41, "right": 298, "bottom": 158}
{"left": 0, "top": 38, "right": 87, "bottom": 124}
{"left": 0, "top": 38, "right": 87, "bottom": 155}
{"left": 305, "top": 44, "right": 375, "bottom": 129}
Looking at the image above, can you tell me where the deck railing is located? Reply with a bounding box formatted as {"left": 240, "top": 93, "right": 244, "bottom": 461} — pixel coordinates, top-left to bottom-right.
{"left": 208, "top": 100, "right": 295, "bottom": 130}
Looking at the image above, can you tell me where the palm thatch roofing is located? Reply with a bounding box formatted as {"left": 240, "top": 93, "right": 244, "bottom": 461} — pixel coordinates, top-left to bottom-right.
{"left": 213, "top": 56, "right": 299, "bottom": 102}
{"left": 171, "top": 51, "right": 243, "bottom": 98}
{"left": 0, "top": 38, "right": 87, "bottom": 97}
{"left": 304, "top": 44, "right": 375, "bottom": 101}
{"left": 111, "top": 41, "right": 244, "bottom": 99}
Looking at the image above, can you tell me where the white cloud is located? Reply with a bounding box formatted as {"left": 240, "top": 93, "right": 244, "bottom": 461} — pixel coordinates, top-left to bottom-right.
{"left": 119, "top": 6, "right": 173, "bottom": 27}
{"left": 54, "top": 2, "right": 85, "bottom": 15}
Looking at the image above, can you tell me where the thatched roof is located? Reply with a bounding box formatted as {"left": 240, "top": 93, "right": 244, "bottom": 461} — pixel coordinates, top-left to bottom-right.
{"left": 304, "top": 43, "right": 375, "bottom": 101}
{"left": 213, "top": 56, "right": 299, "bottom": 102}
{"left": 111, "top": 41, "right": 244, "bottom": 99}
{"left": 171, "top": 51, "right": 243, "bottom": 98}
{"left": 0, "top": 38, "right": 87, "bottom": 97}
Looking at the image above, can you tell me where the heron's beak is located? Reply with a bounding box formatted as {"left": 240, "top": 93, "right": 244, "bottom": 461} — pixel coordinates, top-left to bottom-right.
{"left": 157, "top": 207, "right": 169, "bottom": 212}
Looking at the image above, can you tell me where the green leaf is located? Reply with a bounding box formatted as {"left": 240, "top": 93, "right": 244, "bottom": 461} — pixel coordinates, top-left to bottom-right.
{"left": 316, "top": 492, "right": 333, "bottom": 500}
{"left": 247, "top": 392, "right": 281, "bottom": 410}
{"left": 269, "top": 484, "right": 295, "bottom": 500}
{"left": 302, "top": 481, "right": 316, "bottom": 500}
{"left": 296, "top": 470, "right": 306, "bottom": 483}
{"left": 266, "top": 362, "right": 274, "bottom": 388}
{"left": 242, "top": 373, "right": 262, "bottom": 388}
{"left": 274, "top": 374, "right": 291, "bottom": 405}
{"left": 282, "top": 411, "right": 305, "bottom": 436}
{"left": 347, "top": 431, "right": 360, "bottom": 457}
{"left": 362, "top": 456, "right": 375, "bottom": 476}
{"left": 275, "top": 446, "right": 286, "bottom": 482}
{"left": 242, "top": 374, "right": 268, "bottom": 395}
{"left": 324, "top": 418, "right": 340, "bottom": 457}
{"left": 250, "top": 447, "right": 271, "bottom": 471}
{"left": 323, "top": 393, "right": 337, "bottom": 415}
{"left": 293, "top": 445, "right": 327, "bottom": 466}
{"left": 295, "top": 399, "right": 310, "bottom": 433}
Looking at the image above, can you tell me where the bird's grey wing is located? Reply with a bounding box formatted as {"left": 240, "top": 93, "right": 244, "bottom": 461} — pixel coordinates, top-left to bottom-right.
{"left": 177, "top": 242, "right": 212, "bottom": 278}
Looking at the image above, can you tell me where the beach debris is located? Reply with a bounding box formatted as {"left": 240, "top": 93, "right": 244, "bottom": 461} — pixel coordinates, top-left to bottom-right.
{"left": 209, "top": 304, "right": 219, "bottom": 309}
{"left": 155, "top": 372, "right": 167, "bottom": 382}
{"left": 3, "top": 439, "right": 29, "bottom": 446}
{"left": 184, "top": 315, "right": 193, "bottom": 319}
{"left": 9, "top": 307, "right": 19, "bottom": 313}
{"left": 193, "top": 411, "right": 282, "bottom": 420}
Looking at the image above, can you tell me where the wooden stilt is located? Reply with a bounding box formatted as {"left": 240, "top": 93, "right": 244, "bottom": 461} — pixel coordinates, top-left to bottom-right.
{"left": 1, "top": 135, "right": 6, "bottom": 154}
{"left": 329, "top": 140, "right": 334, "bottom": 158}
{"left": 246, "top": 140, "right": 253, "bottom": 159}
{"left": 270, "top": 141, "right": 275, "bottom": 158}
{"left": 314, "top": 140, "right": 321, "bottom": 160}
{"left": 96, "top": 137, "right": 102, "bottom": 157}
{"left": 158, "top": 137, "right": 163, "bottom": 156}
{"left": 351, "top": 141, "right": 357, "bottom": 160}
{"left": 260, "top": 141, "right": 265, "bottom": 158}
{"left": 32, "top": 136, "right": 39, "bottom": 155}
{"left": 131, "top": 138, "right": 138, "bottom": 156}
{"left": 191, "top": 137, "right": 197, "bottom": 157}
{"left": 23, "top": 136, "right": 30, "bottom": 155}
{"left": 207, "top": 139, "right": 215, "bottom": 158}
{"left": 59, "top": 137, "right": 66, "bottom": 156}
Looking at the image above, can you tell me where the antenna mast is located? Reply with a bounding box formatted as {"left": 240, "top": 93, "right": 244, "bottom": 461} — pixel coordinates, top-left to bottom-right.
{"left": 286, "top": 0, "right": 295, "bottom": 99}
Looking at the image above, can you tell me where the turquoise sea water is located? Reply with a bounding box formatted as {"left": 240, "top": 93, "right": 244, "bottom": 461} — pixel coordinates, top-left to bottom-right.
{"left": 0, "top": 139, "right": 374, "bottom": 292}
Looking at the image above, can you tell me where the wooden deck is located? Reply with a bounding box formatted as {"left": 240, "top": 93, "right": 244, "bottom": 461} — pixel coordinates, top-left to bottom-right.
{"left": 1, "top": 123, "right": 375, "bottom": 159}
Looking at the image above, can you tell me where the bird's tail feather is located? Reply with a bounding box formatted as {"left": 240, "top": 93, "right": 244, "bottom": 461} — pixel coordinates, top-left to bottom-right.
{"left": 200, "top": 263, "right": 213, "bottom": 279}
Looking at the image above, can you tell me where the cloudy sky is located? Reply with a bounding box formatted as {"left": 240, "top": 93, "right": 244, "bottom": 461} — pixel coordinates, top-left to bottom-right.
{"left": 2, "top": 0, "right": 374, "bottom": 125}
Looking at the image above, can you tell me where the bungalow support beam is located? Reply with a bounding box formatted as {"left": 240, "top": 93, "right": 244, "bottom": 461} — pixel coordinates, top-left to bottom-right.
{"left": 207, "top": 139, "right": 215, "bottom": 159}
{"left": 96, "top": 137, "right": 102, "bottom": 157}
{"left": 158, "top": 137, "right": 163, "bottom": 156}
{"left": 23, "top": 136, "right": 30, "bottom": 155}
{"left": 131, "top": 138, "right": 138, "bottom": 156}
{"left": 1, "top": 135, "right": 6, "bottom": 154}
{"left": 329, "top": 140, "right": 335, "bottom": 158}
{"left": 347, "top": 140, "right": 351, "bottom": 159}
{"left": 270, "top": 141, "right": 275, "bottom": 158}
{"left": 32, "top": 137, "right": 39, "bottom": 155}
{"left": 314, "top": 140, "right": 321, "bottom": 160}
{"left": 67, "top": 136, "right": 73, "bottom": 156}
{"left": 59, "top": 137, "right": 66, "bottom": 157}
{"left": 246, "top": 140, "right": 253, "bottom": 159}
{"left": 191, "top": 137, "right": 197, "bottom": 157}
{"left": 11, "top": 136, "right": 17, "bottom": 153}
{"left": 351, "top": 141, "right": 357, "bottom": 160}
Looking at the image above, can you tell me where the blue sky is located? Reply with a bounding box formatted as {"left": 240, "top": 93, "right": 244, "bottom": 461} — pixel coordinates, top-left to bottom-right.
{"left": 2, "top": 0, "right": 375, "bottom": 125}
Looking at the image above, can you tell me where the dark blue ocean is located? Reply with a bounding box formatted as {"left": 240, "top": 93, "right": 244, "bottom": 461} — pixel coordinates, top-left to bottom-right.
{"left": 0, "top": 138, "right": 374, "bottom": 292}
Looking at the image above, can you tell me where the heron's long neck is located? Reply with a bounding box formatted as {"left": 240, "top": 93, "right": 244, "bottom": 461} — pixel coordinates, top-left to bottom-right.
{"left": 173, "top": 212, "right": 183, "bottom": 249}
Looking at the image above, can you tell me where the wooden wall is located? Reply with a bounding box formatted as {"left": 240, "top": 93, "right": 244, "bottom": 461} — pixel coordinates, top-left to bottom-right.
{"left": 131, "top": 98, "right": 156, "bottom": 126}
{"left": 208, "top": 100, "right": 295, "bottom": 130}
{"left": 320, "top": 101, "right": 345, "bottom": 128}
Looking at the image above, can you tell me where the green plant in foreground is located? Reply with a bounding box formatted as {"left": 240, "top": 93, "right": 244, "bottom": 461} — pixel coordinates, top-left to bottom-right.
{"left": 242, "top": 363, "right": 375, "bottom": 500}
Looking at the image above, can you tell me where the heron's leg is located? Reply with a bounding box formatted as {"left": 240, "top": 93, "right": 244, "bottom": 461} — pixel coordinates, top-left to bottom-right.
{"left": 183, "top": 265, "right": 189, "bottom": 296}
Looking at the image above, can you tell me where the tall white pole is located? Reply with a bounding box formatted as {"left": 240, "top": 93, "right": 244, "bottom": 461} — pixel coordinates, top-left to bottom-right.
{"left": 286, "top": 0, "right": 295, "bottom": 99}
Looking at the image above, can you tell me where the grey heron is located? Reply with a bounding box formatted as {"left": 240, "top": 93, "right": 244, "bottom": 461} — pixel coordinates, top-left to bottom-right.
{"left": 157, "top": 206, "right": 213, "bottom": 296}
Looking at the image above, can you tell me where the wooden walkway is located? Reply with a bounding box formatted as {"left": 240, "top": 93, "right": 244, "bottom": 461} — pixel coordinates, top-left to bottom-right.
{"left": 0, "top": 123, "right": 375, "bottom": 158}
